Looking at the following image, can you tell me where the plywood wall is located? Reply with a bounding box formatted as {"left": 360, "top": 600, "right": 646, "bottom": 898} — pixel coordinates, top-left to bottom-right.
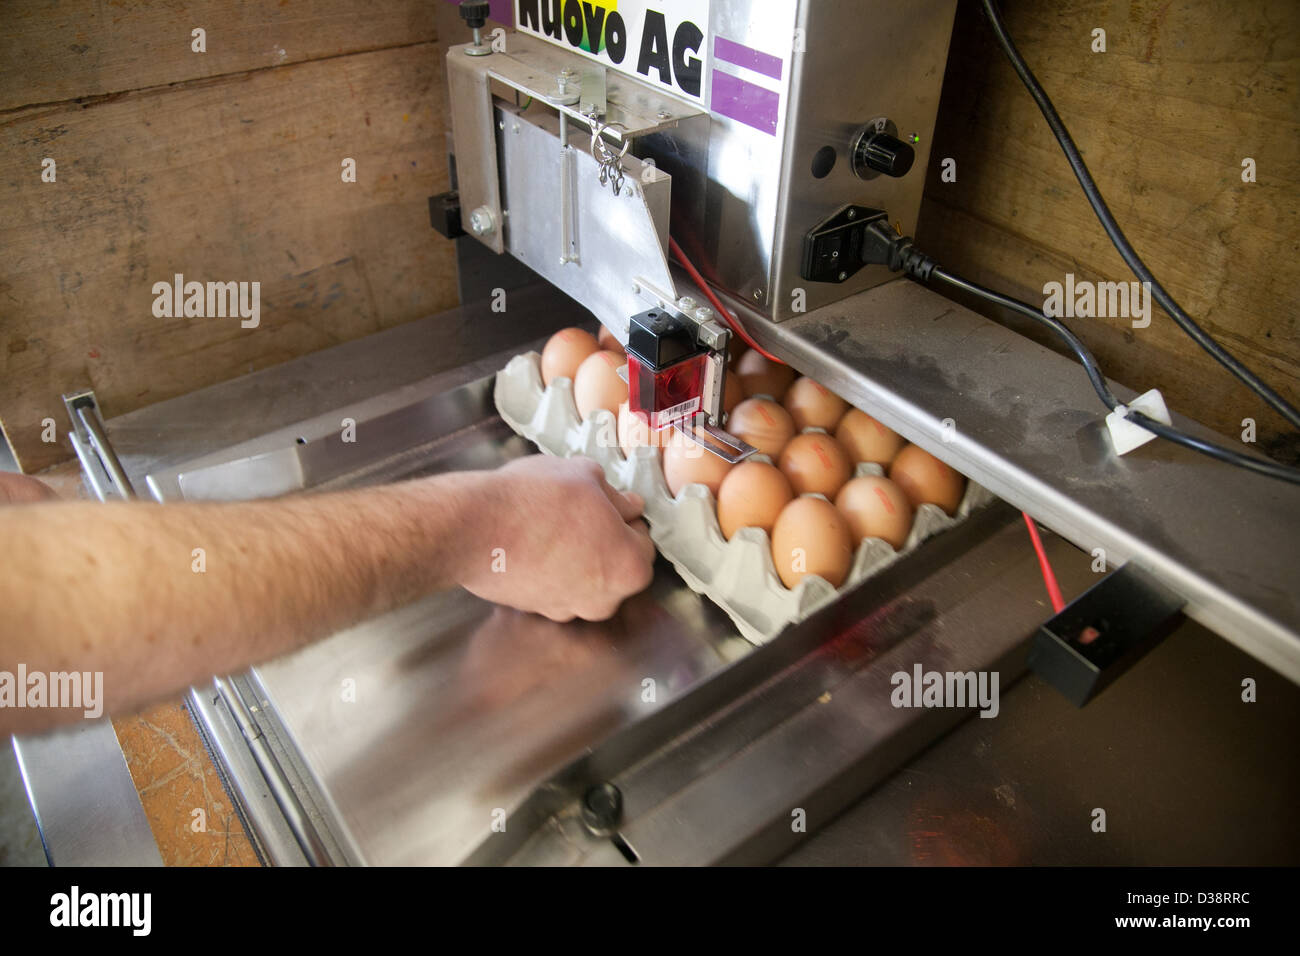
{"left": 919, "top": 0, "right": 1299, "bottom": 457}
{"left": 4, "top": 1, "right": 1296, "bottom": 470}
{"left": 0, "top": 1, "right": 459, "bottom": 472}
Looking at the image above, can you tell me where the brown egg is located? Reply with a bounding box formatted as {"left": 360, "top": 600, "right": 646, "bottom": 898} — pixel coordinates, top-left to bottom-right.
{"left": 722, "top": 368, "right": 745, "bottom": 416}
{"left": 836, "top": 409, "right": 906, "bottom": 466}
{"left": 573, "top": 349, "right": 629, "bottom": 421}
{"left": 728, "top": 398, "right": 796, "bottom": 458}
{"left": 778, "top": 433, "right": 852, "bottom": 498}
{"left": 662, "top": 433, "right": 734, "bottom": 498}
{"left": 735, "top": 350, "right": 796, "bottom": 401}
{"left": 835, "top": 476, "right": 914, "bottom": 550}
{"left": 597, "top": 324, "right": 624, "bottom": 353}
{"left": 716, "top": 461, "right": 794, "bottom": 540}
{"left": 617, "top": 401, "right": 669, "bottom": 457}
{"left": 784, "top": 377, "right": 848, "bottom": 432}
{"left": 541, "top": 327, "right": 601, "bottom": 385}
{"left": 770, "top": 496, "right": 854, "bottom": 590}
{"left": 889, "top": 444, "right": 966, "bottom": 516}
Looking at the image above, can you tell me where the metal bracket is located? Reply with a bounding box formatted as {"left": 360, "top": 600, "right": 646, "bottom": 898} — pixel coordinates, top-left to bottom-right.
{"left": 62, "top": 390, "right": 136, "bottom": 501}
{"left": 671, "top": 414, "right": 757, "bottom": 464}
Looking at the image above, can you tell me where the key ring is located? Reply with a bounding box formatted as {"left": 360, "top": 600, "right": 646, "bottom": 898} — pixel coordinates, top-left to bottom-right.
{"left": 589, "top": 119, "right": 629, "bottom": 193}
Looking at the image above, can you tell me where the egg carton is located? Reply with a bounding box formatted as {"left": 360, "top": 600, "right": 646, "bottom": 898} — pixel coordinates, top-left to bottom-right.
{"left": 494, "top": 351, "right": 996, "bottom": 645}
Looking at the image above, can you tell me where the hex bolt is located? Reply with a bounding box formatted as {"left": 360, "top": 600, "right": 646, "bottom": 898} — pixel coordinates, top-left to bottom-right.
{"left": 467, "top": 205, "right": 496, "bottom": 237}
{"left": 580, "top": 782, "right": 624, "bottom": 837}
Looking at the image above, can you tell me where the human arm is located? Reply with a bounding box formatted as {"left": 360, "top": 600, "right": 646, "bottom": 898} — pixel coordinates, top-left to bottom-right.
{"left": 0, "top": 456, "right": 654, "bottom": 734}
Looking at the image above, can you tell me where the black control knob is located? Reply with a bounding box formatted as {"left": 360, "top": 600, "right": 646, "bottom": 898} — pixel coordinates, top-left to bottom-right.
{"left": 459, "top": 0, "right": 490, "bottom": 29}
{"left": 852, "top": 131, "right": 915, "bottom": 179}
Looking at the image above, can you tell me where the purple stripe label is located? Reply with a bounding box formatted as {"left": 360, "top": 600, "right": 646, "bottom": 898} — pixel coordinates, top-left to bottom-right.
{"left": 710, "top": 69, "right": 779, "bottom": 135}
{"left": 713, "top": 36, "right": 784, "bottom": 81}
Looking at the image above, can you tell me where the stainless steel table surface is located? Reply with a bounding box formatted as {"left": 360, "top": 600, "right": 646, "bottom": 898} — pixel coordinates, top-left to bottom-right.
{"left": 32, "top": 279, "right": 1300, "bottom": 866}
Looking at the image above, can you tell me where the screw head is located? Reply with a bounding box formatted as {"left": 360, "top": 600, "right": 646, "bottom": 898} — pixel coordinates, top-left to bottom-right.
{"left": 847, "top": 208, "right": 857, "bottom": 220}
{"left": 837, "top": 271, "right": 848, "bottom": 281}
{"left": 656, "top": 109, "right": 672, "bottom": 120}
{"left": 752, "top": 288, "right": 764, "bottom": 300}
{"left": 580, "top": 782, "right": 623, "bottom": 837}
{"left": 468, "top": 205, "right": 495, "bottom": 237}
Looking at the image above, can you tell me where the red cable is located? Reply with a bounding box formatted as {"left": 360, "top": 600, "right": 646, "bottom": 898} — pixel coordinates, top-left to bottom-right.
{"left": 668, "top": 236, "right": 785, "bottom": 365}
{"left": 1022, "top": 512, "right": 1066, "bottom": 613}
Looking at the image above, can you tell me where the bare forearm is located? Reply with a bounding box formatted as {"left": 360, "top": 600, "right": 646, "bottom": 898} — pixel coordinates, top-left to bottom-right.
{"left": 0, "top": 472, "right": 484, "bottom": 733}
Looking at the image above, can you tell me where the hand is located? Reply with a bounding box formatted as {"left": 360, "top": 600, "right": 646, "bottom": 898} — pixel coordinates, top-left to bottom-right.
{"left": 456, "top": 456, "right": 655, "bottom": 622}
{"left": 0, "top": 473, "right": 59, "bottom": 505}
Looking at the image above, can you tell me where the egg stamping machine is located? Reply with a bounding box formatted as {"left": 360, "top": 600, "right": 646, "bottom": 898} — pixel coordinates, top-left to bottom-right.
{"left": 33, "top": 0, "right": 1299, "bottom": 866}
{"left": 443, "top": 0, "right": 953, "bottom": 458}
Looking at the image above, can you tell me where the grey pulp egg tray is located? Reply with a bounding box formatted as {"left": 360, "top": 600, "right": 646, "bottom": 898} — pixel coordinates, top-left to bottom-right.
{"left": 494, "top": 351, "right": 996, "bottom": 645}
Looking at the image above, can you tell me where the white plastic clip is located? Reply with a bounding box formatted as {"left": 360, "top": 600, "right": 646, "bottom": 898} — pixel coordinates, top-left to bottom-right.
{"left": 1105, "top": 388, "right": 1171, "bottom": 455}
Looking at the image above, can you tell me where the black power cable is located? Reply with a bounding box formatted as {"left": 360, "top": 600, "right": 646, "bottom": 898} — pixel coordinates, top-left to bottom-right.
{"left": 979, "top": 0, "right": 1300, "bottom": 432}
{"left": 859, "top": 221, "right": 1300, "bottom": 484}
{"left": 929, "top": 267, "right": 1300, "bottom": 485}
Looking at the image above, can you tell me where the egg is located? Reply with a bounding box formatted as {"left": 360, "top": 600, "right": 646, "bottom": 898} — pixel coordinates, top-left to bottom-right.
{"left": 716, "top": 460, "right": 794, "bottom": 540}
{"left": 722, "top": 368, "right": 745, "bottom": 416}
{"left": 597, "top": 324, "right": 624, "bottom": 353}
{"left": 889, "top": 444, "right": 966, "bottom": 516}
{"left": 835, "top": 476, "right": 914, "bottom": 550}
{"left": 727, "top": 398, "right": 796, "bottom": 457}
{"left": 617, "top": 401, "right": 667, "bottom": 457}
{"left": 784, "top": 377, "right": 848, "bottom": 432}
{"left": 541, "top": 327, "right": 601, "bottom": 385}
{"left": 770, "top": 496, "right": 854, "bottom": 589}
{"left": 573, "top": 349, "right": 629, "bottom": 421}
{"left": 835, "top": 409, "right": 906, "bottom": 466}
{"left": 777, "top": 433, "right": 852, "bottom": 498}
{"left": 662, "top": 433, "right": 734, "bottom": 497}
{"left": 735, "top": 350, "right": 796, "bottom": 401}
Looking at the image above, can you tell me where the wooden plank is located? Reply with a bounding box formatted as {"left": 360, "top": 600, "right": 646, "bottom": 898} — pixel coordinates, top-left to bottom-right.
{"left": 0, "top": 0, "right": 438, "bottom": 111}
{"left": 919, "top": 0, "right": 1299, "bottom": 453}
{"left": 0, "top": 43, "right": 459, "bottom": 471}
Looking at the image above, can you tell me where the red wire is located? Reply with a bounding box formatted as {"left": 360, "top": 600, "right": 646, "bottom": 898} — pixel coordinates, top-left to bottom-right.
{"left": 668, "top": 236, "right": 785, "bottom": 365}
{"left": 1022, "top": 512, "right": 1066, "bottom": 613}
